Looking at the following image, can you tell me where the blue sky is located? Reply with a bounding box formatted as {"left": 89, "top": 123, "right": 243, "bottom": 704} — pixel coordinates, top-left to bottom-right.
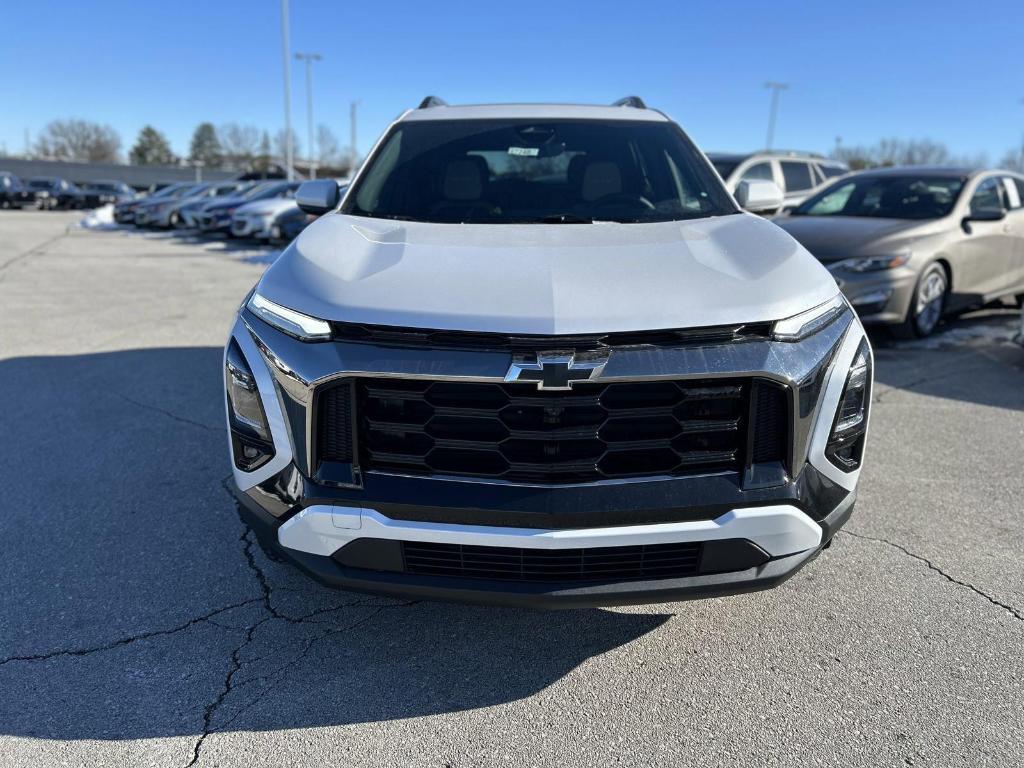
{"left": 2, "top": 0, "right": 1022, "bottom": 163}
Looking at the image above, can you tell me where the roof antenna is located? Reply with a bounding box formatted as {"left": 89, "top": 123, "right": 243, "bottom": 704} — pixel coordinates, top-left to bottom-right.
{"left": 418, "top": 96, "right": 448, "bottom": 109}
{"left": 612, "top": 96, "right": 647, "bottom": 109}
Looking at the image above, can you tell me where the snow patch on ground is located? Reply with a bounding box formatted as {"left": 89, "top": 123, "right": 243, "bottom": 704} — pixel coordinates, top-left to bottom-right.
{"left": 895, "top": 314, "right": 1022, "bottom": 350}
{"left": 77, "top": 204, "right": 116, "bottom": 229}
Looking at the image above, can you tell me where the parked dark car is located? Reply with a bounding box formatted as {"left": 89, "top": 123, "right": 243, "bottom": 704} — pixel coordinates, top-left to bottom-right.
{"left": 1, "top": 172, "right": 37, "bottom": 209}
{"left": 271, "top": 205, "right": 318, "bottom": 243}
{"left": 26, "top": 177, "right": 85, "bottom": 209}
{"left": 79, "top": 180, "right": 136, "bottom": 208}
{"left": 114, "top": 182, "right": 190, "bottom": 224}
{"left": 197, "top": 181, "right": 300, "bottom": 234}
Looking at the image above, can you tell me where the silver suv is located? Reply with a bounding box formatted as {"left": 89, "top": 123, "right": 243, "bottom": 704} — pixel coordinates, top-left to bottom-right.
{"left": 224, "top": 97, "right": 872, "bottom": 607}
{"left": 708, "top": 151, "right": 849, "bottom": 211}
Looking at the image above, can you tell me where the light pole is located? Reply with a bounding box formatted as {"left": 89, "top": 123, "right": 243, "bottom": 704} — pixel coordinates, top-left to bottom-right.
{"left": 280, "top": 0, "right": 294, "bottom": 181}
{"left": 764, "top": 81, "right": 789, "bottom": 150}
{"left": 295, "top": 52, "right": 322, "bottom": 178}
{"left": 350, "top": 100, "right": 361, "bottom": 175}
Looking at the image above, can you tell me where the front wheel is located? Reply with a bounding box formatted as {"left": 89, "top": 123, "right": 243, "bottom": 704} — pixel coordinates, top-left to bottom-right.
{"left": 895, "top": 263, "right": 947, "bottom": 338}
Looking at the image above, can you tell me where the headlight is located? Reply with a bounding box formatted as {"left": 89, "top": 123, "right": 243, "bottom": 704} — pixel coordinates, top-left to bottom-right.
{"left": 830, "top": 254, "right": 910, "bottom": 273}
{"left": 773, "top": 294, "right": 847, "bottom": 342}
{"left": 826, "top": 339, "right": 872, "bottom": 471}
{"left": 247, "top": 292, "right": 331, "bottom": 341}
{"left": 225, "top": 339, "right": 274, "bottom": 471}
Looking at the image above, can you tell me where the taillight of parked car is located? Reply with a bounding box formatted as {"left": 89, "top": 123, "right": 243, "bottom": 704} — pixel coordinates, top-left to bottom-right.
{"left": 225, "top": 339, "right": 274, "bottom": 471}
{"left": 826, "top": 339, "right": 871, "bottom": 471}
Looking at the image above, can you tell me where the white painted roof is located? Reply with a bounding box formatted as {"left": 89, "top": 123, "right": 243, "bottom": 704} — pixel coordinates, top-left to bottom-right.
{"left": 399, "top": 103, "right": 668, "bottom": 123}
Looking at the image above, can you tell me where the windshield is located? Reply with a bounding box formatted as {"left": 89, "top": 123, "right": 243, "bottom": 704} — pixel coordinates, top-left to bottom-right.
{"left": 28, "top": 179, "right": 53, "bottom": 189}
{"left": 794, "top": 175, "right": 965, "bottom": 220}
{"left": 342, "top": 119, "right": 737, "bottom": 224}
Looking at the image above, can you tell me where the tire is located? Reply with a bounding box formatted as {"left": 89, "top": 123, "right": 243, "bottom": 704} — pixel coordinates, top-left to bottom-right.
{"left": 893, "top": 262, "right": 948, "bottom": 339}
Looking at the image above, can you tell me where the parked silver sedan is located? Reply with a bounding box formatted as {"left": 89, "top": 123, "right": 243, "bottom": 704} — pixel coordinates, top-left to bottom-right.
{"left": 777, "top": 167, "right": 1024, "bottom": 337}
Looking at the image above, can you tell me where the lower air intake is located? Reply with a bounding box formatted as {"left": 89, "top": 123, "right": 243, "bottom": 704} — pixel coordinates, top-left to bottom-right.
{"left": 401, "top": 541, "right": 703, "bottom": 583}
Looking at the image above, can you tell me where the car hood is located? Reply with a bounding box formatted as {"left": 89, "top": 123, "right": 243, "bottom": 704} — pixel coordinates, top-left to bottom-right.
{"left": 775, "top": 215, "right": 948, "bottom": 262}
{"left": 255, "top": 213, "right": 839, "bottom": 335}
{"left": 236, "top": 198, "right": 296, "bottom": 216}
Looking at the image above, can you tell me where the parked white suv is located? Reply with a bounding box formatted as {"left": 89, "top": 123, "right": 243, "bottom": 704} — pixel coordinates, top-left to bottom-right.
{"left": 708, "top": 150, "right": 849, "bottom": 212}
{"left": 224, "top": 96, "right": 872, "bottom": 607}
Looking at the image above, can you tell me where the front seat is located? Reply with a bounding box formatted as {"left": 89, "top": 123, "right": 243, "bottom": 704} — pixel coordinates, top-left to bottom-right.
{"left": 430, "top": 156, "right": 496, "bottom": 222}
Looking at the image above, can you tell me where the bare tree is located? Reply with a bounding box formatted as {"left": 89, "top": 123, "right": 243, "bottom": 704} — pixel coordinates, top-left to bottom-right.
{"left": 316, "top": 124, "right": 342, "bottom": 167}
{"left": 833, "top": 138, "right": 987, "bottom": 169}
{"left": 1000, "top": 142, "right": 1024, "bottom": 172}
{"left": 219, "top": 123, "right": 261, "bottom": 169}
{"left": 35, "top": 119, "right": 122, "bottom": 163}
{"left": 274, "top": 129, "right": 301, "bottom": 164}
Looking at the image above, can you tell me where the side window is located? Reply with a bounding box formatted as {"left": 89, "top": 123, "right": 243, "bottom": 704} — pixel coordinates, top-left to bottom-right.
{"left": 1001, "top": 177, "right": 1022, "bottom": 209}
{"left": 780, "top": 161, "right": 814, "bottom": 193}
{"left": 740, "top": 162, "right": 773, "bottom": 182}
{"left": 818, "top": 164, "right": 848, "bottom": 180}
{"left": 1014, "top": 179, "right": 1024, "bottom": 209}
{"left": 805, "top": 182, "right": 855, "bottom": 215}
{"left": 969, "top": 178, "right": 1003, "bottom": 215}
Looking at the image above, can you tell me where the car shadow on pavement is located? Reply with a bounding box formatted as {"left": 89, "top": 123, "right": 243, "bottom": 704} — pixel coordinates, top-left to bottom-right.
{"left": 866, "top": 310, "right": 1024, "bottom": 412}
{"left": 0, "top": 347, "right": 670, "bottom": 743}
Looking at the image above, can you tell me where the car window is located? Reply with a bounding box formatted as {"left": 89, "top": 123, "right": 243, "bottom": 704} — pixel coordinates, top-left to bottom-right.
{"left": 999, "top": 177, "right": 1021, "bottom": 209}
{"left": 1012, "top": 178, "right": 1024, "bottom": 209}
{"left": 818, "top": 164, "right": 847, "bottom": 180}
{"left": 344, "top": 119, "right": 738, "bottom": 224}
{"left": 794, "top": 175, "right": 965, "bottom": 219}
{"left": 740, "top": 162, "right": 773, "bottom": 182}
{"left": 780, "top": 161, "right": 814, "bottom": 192}
{"left": 803, "top": 181, "right": 855, "bottom": 215}
{"left": 709, "top": 158, "right": 740, "bottom": 180}
{"left": 969, "top": 178, "right": 1003, "bottom": 215}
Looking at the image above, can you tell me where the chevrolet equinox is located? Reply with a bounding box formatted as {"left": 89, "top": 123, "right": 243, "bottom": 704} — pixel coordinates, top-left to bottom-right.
{"left": 224, "top": 96, "right": 872, "bottom": 607}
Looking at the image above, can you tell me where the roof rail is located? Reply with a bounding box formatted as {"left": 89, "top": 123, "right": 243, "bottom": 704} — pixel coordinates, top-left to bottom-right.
{"left": 417, "top": 95, "right": 448, "bottom": 109}
{"left": 756, "top": 149, "right": 827, "bottom": 160}
{"left": 612, "top": 96, "right": 647, "bottom": 109}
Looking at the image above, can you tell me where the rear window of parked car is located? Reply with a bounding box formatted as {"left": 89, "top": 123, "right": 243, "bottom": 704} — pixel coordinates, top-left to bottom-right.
{"left": 780, "top": 161, "right": 814, "bottom": 192}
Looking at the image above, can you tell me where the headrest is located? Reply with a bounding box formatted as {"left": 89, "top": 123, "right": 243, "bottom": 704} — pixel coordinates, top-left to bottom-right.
{"left": 442, "top": 156, "right": 488, "bottom": 201}
{"left": 581, "top": 161, "right": 622, "bottom": 202}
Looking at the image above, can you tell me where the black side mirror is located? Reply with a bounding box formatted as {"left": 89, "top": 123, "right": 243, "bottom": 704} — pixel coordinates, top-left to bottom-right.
{"left": 296, "top": 180, "right": 340, "bottom": 215}
{"left": 962, "top": 207, "right": 1005, "bottom": 233}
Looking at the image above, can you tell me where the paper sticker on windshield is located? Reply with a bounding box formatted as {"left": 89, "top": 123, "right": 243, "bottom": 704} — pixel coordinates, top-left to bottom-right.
{"left": 508, "top": 146, "right": 540, "bottom": 157}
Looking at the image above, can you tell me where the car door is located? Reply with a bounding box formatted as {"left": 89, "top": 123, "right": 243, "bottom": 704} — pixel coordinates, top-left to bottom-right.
{"left": 953, "top": 176, "right": 1014, "bottom": 299}
{"left": 1001, "top": 176, "right": 1024, "bottom": 291}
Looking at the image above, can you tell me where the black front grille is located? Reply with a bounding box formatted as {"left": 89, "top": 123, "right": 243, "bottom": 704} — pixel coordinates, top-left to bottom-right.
{"left": 352, "top": 378, "right": 754, "bottom": 484}
{"left": 402, "top": 541, "right": 702, "bottom": 583}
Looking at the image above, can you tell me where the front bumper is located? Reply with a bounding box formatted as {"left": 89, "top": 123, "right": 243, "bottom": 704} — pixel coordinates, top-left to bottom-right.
{"left": 832, "top": 266, "right": 917, "bottom": 325}
{"left": 225, "top": 306, "right": 870, "bottom": 607}
{"left": 200, "top": 211, "right": 233, "bottom": 232}
{"left": 231, "top": 215, "right": 273, "bottom": 238}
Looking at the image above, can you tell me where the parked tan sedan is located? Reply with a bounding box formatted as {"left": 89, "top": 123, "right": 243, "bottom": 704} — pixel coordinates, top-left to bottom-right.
{"left": 777, "top": 166, "right": 1024, "bottom": 337}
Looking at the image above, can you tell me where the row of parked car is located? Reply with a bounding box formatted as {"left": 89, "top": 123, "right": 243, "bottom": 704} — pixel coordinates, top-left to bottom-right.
{"left": 114, "top": 178, "right": 348, "bottom": 244}
{"left": 0, "top": 172, "right": 136, "bottom": 210}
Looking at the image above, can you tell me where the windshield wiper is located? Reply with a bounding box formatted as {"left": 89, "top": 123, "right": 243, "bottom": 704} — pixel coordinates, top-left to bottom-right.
{"left": 536, "top": 213, "right": 594, "bottom": 224}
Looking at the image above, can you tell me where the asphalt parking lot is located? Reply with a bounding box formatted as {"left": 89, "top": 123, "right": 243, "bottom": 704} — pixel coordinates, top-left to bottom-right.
{"left": 1, "top": 209, "right": 1022, "bottom": 767}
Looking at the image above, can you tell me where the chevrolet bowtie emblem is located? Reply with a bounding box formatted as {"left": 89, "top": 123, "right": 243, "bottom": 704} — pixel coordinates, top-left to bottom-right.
{"left": 505, "top": 351, "right": 608, "bottom": 391}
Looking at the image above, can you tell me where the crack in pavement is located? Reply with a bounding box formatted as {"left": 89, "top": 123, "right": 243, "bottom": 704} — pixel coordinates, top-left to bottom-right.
{"left": 0, "top": 597, "right": 263, "bottom": 667}
{"left": 841, "top": 529, "right": 1023, "bottom": 622}
{"left": 180, "top": 477, "right": 417, "bottom": 767}
{"left": 114, "top": 391, "right": 221, "bottom": 433}
{"left": 0, "top": 229, "right": 71, "bottom": 277}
